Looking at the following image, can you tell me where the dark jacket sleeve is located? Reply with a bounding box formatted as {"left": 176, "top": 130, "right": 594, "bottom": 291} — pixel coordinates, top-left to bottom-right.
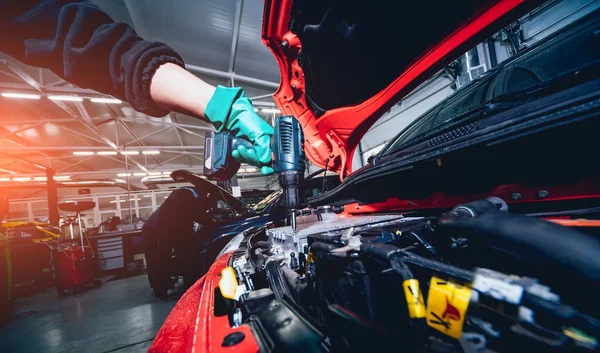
{"left": 0, "top": 0, "right": 184, "bottom": 117}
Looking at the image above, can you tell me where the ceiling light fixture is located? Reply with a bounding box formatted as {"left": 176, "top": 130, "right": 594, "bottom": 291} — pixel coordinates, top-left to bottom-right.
{"left": 143, "top": 195, "right": 152, "bottom": 198}
{"left": 72, "top": 151, "right": 95, "bottom": 156}
{"left": 120, "top": 151, "right": 139, "bottom": 155}
{"left": 261, "top": 108, "right": 281, "bottom": 114}
{"left": 33, "top": 177, "right": 47, "bottom": 181}
{"left": 117, "top": 173, "right": 132, "bottom": 177}
{"left": 53, "top": 175, "right": 71, "bottom": 180}
{"left": 133, "top": 172, "right": 147, "bottom": 177}
{"left": 1, "top": 92, "right": 41, "bottom": 99}
{"left": 97, "top": 151, "right": 118, "bottom": 156}
{"left": 115, "top": 179, "right": 126, "bottom": 183}
{"left": 253, "top": 108, "right": 258, "bottom": 112}
{"left": 0, "top": 178, "right": 11, "bottom": 182}
{"left": 48, "top": 95, "right": 83, "bottom": 102}
{"left": 142, "top": 150, "right": 160, "bottom": 155}
{"left": 90, "top": 97, "right": 122, "bottom": 104}
{"left": 162, "top": 171, "right": 172, "bottom": 175}
{"left": 12, "top": 177, "right": 31, "bottom": 182}
{"left": 147, "top": 172, "right": 162, "bottom": 176}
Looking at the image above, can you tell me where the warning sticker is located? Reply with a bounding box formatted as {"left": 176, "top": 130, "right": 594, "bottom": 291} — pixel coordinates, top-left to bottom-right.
{"left": 426, "top": 276, "right": 472, "bottom": 339}
{"left": 403, "top": 279, "right": 426, "bottom": 319}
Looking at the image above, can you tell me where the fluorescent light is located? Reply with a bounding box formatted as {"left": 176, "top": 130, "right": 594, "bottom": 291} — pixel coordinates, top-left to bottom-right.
{"left": 115, "top": 179, "right": 126, "bottom": 183}
{"left": 133, "top": 172, "right": 147, "bottom": 177}
{"left": 162, "top": 171, "right": 172, "bottom": 175}
{"left": 97, "top": 151, "right": 118, "bottom": 156}
{"left": 13, "top": 177, "right": 31, "bottom": 181}
{"left": 142, "top": 150, "right": 160, "bottom": 155}
{"left": 117, "top": 173, "right": 131, "bottom": 177}
{"left": 63, "top": 200, "right": 75, "bottom": 203}
{"left": 90, "top": 97, "right": 122, "bottom": 104}
{"left": 0, "top": 178, "right": 11, "bottom": 182}
{"left": 33, "top": 177, "right": 47, "bottom": 181}
{"left": 147, "top": 172, "right": 162, "bottom": 176}
{"left": 53, "top": 175, "right": 71, "bottom": 180}
{"left": 143, "top": 195, "right": 152, "bottom": 198}
{"left": 164, "top": 196, "right": 168, "bottom": 199}
{"left": 48, "top": 95, "right": 83, "bottom": 102}
{"left": 1, "top": 92, "right": 41, "bottom": 99}
{"left": 120, "top": 151, "right": 139, "bottom": 155}
{"left": 261, "top": 108, "right": 280, "bottom": 114}
{"left": 253, "top": 108, "right": 258, "bottom": 112}
{"left": 72, "top": 151, "right": 95, "bottom": 156}
{"left": 0, "top": 168, "right": 16, "bottom": 175}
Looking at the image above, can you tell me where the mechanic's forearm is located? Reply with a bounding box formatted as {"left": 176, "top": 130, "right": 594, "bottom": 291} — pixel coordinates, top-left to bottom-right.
{"left": 150, "top": 63, "right": 217, "bottom": 121}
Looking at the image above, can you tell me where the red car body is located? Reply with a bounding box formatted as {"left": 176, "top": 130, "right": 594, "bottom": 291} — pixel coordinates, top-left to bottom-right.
{"left": 150, "top": 1, "right": 600, "bottom": 351}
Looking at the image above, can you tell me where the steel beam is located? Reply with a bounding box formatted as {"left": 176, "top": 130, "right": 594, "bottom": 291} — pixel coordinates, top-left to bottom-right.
{"left": 0, "top": 151, "right": 47, "bottom": 170}
{"left": 46, "top": 168, "right": 59, "bottom": 226}
{"left": 57, "top": 155, "right": 97, "bottom": 172}
{"left": 0, "top": 123, "right": 45, "bottom": 139}
{"left": 170, "top": 113, "right": 192, "bottom": 165}
{"left": 185, "top": 64, "right": 279, "bottom": 88}
{"left": 0, "top": 82, "right": 106, "bottom": 96}
{"left": 124, "top": 126, "right": 173, "bottom": 146}
{"left": 229, "top": 0, "right": 244, "bottom": 73}
{"left": 111, "top": 116, "right": 213, "bottom": 131}
{"left": 0, "top": 117, "right": 213, "bottom": 131}
{"left": 0, "top": 146, "right": 204, "bottom": 151}
{"left": 47, "top": 122, "right": 107, "bottom": 145}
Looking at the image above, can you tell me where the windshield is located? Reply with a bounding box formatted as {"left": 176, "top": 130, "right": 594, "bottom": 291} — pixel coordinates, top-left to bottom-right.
{"left": 382, "top": 5, "right": 600, "bottom": 155}
{"left": 253, "top": 190, "right": 282, "bottom": 212}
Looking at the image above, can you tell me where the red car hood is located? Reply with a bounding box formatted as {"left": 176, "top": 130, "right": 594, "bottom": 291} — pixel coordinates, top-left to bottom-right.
{"left": 262, "top": 0, "right": 539, "bottom": 178}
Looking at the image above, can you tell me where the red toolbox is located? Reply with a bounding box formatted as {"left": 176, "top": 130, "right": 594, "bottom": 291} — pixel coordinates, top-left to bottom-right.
{"left": 54, "top": 244, "right": 100, "bottom": 295}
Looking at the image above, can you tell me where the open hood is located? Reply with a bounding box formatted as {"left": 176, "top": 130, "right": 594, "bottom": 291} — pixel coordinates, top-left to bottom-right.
{"left": 262, "top": 0, "right": 539, "bottom": 177}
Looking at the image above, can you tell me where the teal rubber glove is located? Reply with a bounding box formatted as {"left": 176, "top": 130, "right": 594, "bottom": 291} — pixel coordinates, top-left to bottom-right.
{"left": 205, "top": 86, "right": 275, "bottom": 175}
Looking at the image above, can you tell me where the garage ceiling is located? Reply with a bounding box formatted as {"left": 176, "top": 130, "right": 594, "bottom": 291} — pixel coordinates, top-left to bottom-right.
{"left": 0, "top": 0, "right": 279, "bottom": 189}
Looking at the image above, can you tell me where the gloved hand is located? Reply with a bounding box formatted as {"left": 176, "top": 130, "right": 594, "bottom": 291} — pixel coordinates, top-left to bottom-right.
{"left": 205, "top": 86, "right": 275, "bottom": 175}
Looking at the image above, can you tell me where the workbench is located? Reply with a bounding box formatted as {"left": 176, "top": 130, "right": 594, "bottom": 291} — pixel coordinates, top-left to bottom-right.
{"left": 88, "top": 229, "right": 143, "bottom": 274}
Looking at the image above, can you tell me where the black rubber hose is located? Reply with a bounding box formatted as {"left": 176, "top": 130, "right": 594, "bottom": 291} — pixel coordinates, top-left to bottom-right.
{"left": 265, "top": 261, "right": 295, "bottom": 302}
{"left": 310, "top": 242, "right": 340, "bottom": 253}
{"left": 359, "top": 242, "right": 398, "bottom": 260}
{"left": 360, "top": 242, "right": 474, "bottom": 282}
{"left": 251, "top": 241, "right": 271, "bottom": 251}
{"left": 438, "top": 211, "right": 600, "bottom": 310}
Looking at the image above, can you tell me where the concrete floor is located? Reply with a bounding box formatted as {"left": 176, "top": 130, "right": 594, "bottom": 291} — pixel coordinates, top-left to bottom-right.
{"left": 0, "top": 275, "right": 184, "bottom": 353}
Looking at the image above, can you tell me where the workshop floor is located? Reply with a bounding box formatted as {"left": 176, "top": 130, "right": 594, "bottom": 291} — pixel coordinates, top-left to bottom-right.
{"left": 0, "top": 274, "right": 185, "bottom": 353}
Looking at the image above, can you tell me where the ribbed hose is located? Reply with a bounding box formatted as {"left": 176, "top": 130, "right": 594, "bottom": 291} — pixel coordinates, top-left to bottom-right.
{"left": 265, "top": 260, "right": 294, "bottom": 302}
{"left": 401, "top": 252, "right": 474, "bottom": 282}
{"left": 360, "top": 242, "right": 474, "bottom": 282}
{"left": 389, "top": 254, "right": 414, "bottom": 280}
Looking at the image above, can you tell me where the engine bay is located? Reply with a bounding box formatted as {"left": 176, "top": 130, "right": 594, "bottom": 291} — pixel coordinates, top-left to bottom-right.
{"left": 215, "top": 198, "right": 600, "bottom": 353}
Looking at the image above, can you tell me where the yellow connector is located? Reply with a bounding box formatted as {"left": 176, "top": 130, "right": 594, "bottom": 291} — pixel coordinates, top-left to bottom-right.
{"left": 218, "top": 267, "right": 238, "bottom": 300}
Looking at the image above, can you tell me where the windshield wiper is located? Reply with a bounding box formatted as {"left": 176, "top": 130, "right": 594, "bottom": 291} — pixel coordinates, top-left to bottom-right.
{"left": 389, "top": 60, "right": 600, "bottom": 154}
{"left": 491, "top": 59, "right": 600, "bottom": 104}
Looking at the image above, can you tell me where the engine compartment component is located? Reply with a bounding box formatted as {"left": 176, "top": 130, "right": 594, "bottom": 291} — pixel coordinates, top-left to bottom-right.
{"left": 217, "top": 199, "right": 600, "bottom": 352}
